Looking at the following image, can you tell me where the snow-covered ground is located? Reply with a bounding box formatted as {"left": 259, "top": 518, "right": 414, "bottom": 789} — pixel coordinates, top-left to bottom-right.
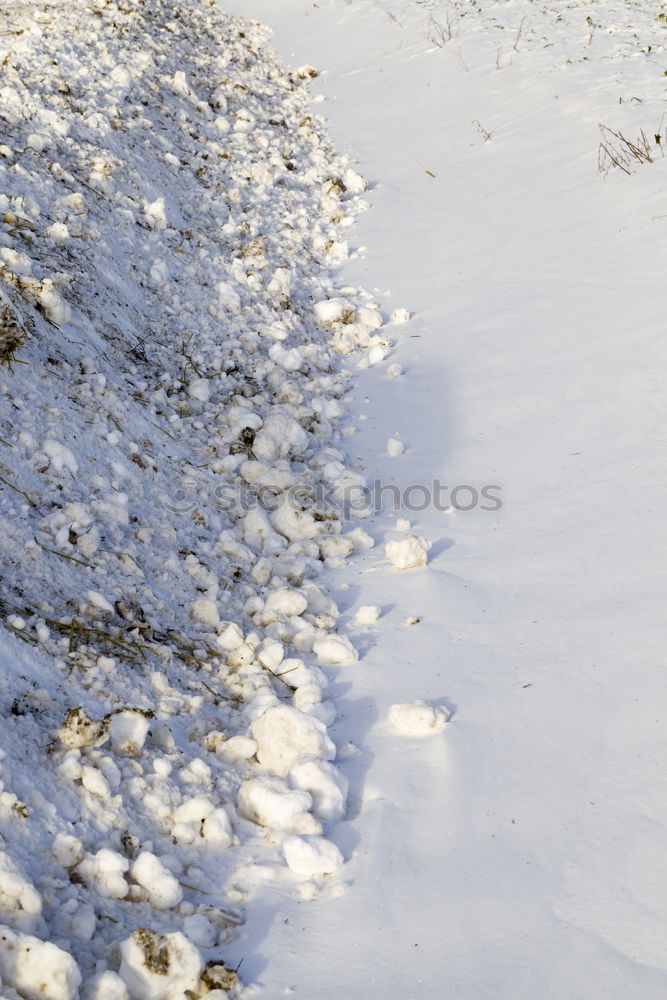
{"left": 218, "top": 1, "right": 667, "bottom": 998}
{"left": 0, "top": 0, "right": 666, "bottom": 996}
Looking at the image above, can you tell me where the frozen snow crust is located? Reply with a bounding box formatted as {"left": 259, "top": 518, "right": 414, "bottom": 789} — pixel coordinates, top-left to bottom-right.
{"left": 0, "top": 0, "right": 390, "bottom": 993}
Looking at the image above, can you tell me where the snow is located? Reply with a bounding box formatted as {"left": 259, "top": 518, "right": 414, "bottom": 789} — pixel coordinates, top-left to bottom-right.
{"left": 282, "top": 835, "right": 344, "bottom": 879}
{"left": 130, "top": 853, "right": 183, "bottom": 910}
{"left": 0, "top": 926, "right": 81, "bottom": 1000}
{"left": 118, "top": 930, "right": 202, "bottom": 1000}
{"left": 0, "top": 0, "right": 664, "bottom": 996}
{"left": 312, "top": 634, "right": 359, "bottom": 665}
{"left": 251, "top": 705, "right": 336, "bottom": 777}
{"left": 109, "top": 711, "right": 150, "bottom": 757}
{"left": 388, "top": 700, "right": 448, "bottom": 737}
{"left": 384, "top": 534, "right": 431, "bottom": 570}
{"left": 354, "top": 604, "right": 380, "bottom": 625}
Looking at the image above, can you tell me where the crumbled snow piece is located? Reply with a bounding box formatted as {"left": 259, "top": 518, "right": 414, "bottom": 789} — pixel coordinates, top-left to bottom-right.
{"left": 109, "top": 711, "right": 150, "bottom": 757}
{"left": 119, "top": 929, "right": 202, "bottom": 1000}
{"left": 288, "top": 758, "right": 348, "bottom": 821}
{"left": 237, "top": 777, "right": 315, "bottom": 832}
{"left": 390, "top": 307, "right": 411, "bottom": 323}
{"left": 187, "top": 378, "right": 211, "bottom": 403}
{"left": 88, "top": 970, "right": 129, "bottom": 1000}
{"left": 388, "top": 700, "right": 448, "bottom": 736}
{"left": 43, "top": 439, "right": 78, "bottom": 475}
{"left": 45, "top": 222, "right": 70, "bottom": 243}
{"left": 52, "top": 834, "right": 84, "bottom": 869}
{"left": 190, "top": 599, "right": 219, "bottom": 627}
{"left": 0, "top": 852, "right": 42, "bottom": 920}
{"left": 251, "top": 705, "right": 336, "bottom": 777}
{"left": 0, "top": 925, "right": 81, "bottom": 1000}
{"left": 76, "top": 850, "right": 129, "bottom": 900}
{"left": 396, "top": 518, "right": 411, "bottom": 531}
{"left": 385, "top": 535, "right": 431, "bottom": 570}
{"left": 314, "top": 298, "right": 347, "bottom": 326}
{"left": 312, "top": 634, "right": 359, "bottom": 666}
{"left": 182, "top": 914, "right": 217, "bottom": 949}
{"left": 263, "top": 588, "right": 308, "bottom": 620}
{"left": 387, "top": 436, "right": 404, "bottom": 457}
{"left": 86, "top": 589, "right": 115, "bottom": 614}
{"left": 345, "top": 527, "right": 375, "bottom": 551}
{"left": 211, "top": 734, "right": 257, "bottom": 764}
{"left": 216, "top": 622, "right": 244, "bottom": 650}
{"left": 130, "top": 853, "right": 183, "bottom": 910}
{"left": 355, "top": 605, "right": 380, "bottom": 625}
{"left": 282, "top": 835, "right": 344, "bottom": 878}
{"left": 386, "top": 363, "right": 403, "bottom": 379}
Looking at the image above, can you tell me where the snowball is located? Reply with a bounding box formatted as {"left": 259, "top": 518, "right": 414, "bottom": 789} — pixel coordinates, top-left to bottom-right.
{"left": 288, "top": 758, "right": 348, "bottom": 821}
{"left": 387, "top": 436, "right": 404, "bottom": 457}
{"left": 386, "top": 363, "right": 403, "bottom": 379}
{"left": 388, "top": 700, "right": 448, "bottom": 736}
{"left": 237, "top": 776, "right": 313, "bottom": 831}
{"left": 0, "top": 925, "right": 81, "bottom": 1000}
{"left": 396, "top": 518, "right": 411, "bottom": 531}
{"left": 282, "top": 836, "right": 344, "bottom": 878}
{"left": 390, "top": 307, "right": 411, "bottom": 324}
{"left": 130, "top": 853, "right": 183, "bottom": 910}
{"left": 385, "top": 535, "right": 431, "bottom": 570}
{"left": 190, "top": 599, "right": 219, "bottom": 627}
{"left": 109, "top": 711, "right": 150, "bottom": 757}
{"left": 119, "top": 930, "right": 202, "bottom": 1000}
{"left": 251, "top": 705, "right": 336, "bottom": 777}
{"left": 355, "top": 605, "right": 380, "bottom": 625}
{"left": 312, "top": 634, "right": 358, "bottom": 666}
